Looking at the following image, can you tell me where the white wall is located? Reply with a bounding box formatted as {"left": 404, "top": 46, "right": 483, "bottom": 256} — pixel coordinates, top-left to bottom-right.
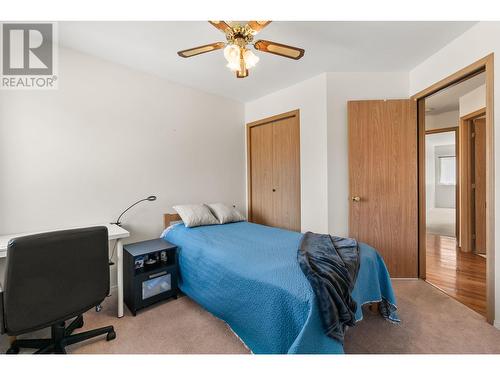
{"left": 244, "top": 74, "right": 329, "bottom": 233}
{"left": 409, "top": 21, "right": 500, "bottom": 327}
{"left": 326, "top": 72, "right": 409, "bottom": 236}
{"left": 460, "top": 84, "right": 486, "bottom": 117}
{"left": 425, "top": 110, "right": 459, "bottom": 130}
{"left": 0, "top": 47, "right": 246, "bottom": 286}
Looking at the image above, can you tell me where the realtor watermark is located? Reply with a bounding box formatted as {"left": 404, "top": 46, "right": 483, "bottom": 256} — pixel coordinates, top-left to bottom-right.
{"left": 1, "top": 22, "right": 58, "bottom": 89}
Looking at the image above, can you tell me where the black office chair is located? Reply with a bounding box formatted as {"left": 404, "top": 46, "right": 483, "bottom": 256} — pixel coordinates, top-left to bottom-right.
{"left": 0, "top": 226, "right": 116, "bottom": 354}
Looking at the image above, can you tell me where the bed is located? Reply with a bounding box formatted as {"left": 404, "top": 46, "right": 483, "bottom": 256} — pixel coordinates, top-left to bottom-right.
{"left": 161, "top": 214, "right": 399, "bottom": 354}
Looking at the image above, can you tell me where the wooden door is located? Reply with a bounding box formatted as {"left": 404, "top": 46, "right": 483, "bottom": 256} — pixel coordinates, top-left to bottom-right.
{"left": 249, "top": 122, "right": 274, "bottom": 226}
{"left": 272, "top": 116, "right": 301, "bottom": 231}
{"left": 473, "top": 118, "right": 486, "bottom": 254}
{"left": 348, "top": 100, "right": 418, "bottom": 277}
{"left": 247, "top": 110, "right": 301, "bottom": 231}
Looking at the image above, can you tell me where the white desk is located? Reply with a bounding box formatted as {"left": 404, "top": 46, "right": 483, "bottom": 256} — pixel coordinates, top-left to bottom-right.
{"left": 0, "top": 223, "right": 129, "bottom": 318}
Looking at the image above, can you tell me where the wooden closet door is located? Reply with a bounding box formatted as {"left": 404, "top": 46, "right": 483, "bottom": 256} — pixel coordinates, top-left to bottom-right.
{"left": 272, "top": 116, "right": 301, "bottom": 231}
{"left": 249, "top": 123, "right": 274, "bottom": 226}
{"left": 248, "top": 110, "right": 301, "bottom": 231}
{"left": 348, "top": 100, "right": 417, "bottom": 277}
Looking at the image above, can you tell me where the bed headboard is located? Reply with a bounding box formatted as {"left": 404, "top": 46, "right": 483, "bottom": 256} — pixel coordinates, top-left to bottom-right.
{"left": 163, "top": 213, "right": 182, "bottom": 229}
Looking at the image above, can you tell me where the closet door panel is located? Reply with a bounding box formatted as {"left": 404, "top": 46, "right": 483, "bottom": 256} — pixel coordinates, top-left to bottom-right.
{"left": 272, "top": 117, "right": 301, "bottom": 231}
{"left": 249, "top": 123, "right": 274, "bottom": 226}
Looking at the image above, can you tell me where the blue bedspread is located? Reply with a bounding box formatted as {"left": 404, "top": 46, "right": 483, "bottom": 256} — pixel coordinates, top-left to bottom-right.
{"left": 162, "top": 221, "right": 398, "bottom": 354}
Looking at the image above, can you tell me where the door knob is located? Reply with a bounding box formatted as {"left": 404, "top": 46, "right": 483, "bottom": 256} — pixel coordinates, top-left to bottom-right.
{"left": 351, "top": 196, "right": 361, "bottom": 202}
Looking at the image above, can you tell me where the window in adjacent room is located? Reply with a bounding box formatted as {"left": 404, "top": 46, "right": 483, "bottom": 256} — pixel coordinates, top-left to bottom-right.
{"left": 438, "top": 156, "right": 456, "bottom": 185}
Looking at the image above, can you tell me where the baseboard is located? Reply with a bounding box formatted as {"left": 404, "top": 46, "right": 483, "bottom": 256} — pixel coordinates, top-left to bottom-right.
{"left": 494, "top": 320, "right": 500, "bottom": 330}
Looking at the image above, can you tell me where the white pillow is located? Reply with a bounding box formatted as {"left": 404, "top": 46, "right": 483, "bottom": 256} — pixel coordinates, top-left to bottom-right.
{"left": 206, "top": 203, "right": 245, "bottom": 224}
{"left": 173, "top": 204, "right": 219, "bottom": 228}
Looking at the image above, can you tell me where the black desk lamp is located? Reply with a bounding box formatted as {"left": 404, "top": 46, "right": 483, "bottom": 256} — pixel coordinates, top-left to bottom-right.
{"left": 111, "top": 195, "right": 157, "bottom": 226}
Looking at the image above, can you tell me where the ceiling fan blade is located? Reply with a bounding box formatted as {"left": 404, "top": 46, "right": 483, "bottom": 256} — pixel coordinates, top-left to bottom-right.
{"left": 254, "top": 40, "right": 305, "bottom": 60}
{"left": 208, "top": 21, "right": 232, "bottom": 34}
{"left": 247, "top": 21, "right": 271, "bottom": 34}
{"left": 177, "top": 42, "right": 225, "bottom": 58}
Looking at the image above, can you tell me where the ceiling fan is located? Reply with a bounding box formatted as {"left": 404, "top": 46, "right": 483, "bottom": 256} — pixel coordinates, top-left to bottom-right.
{"left": 177, "top": 21, "right": 305, "bottom": 78}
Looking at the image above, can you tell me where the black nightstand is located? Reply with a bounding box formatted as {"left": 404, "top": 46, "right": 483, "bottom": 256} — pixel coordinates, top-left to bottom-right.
{"left": 123, "top": 238, "right": 178, "bottom": 316}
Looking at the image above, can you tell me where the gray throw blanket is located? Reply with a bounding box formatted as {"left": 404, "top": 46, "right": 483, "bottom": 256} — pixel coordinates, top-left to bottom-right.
{"left": 298, "top": 232, "right": 360, "bottom": 343}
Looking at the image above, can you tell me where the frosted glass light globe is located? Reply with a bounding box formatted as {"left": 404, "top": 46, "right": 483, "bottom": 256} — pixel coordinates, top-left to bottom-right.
{"left": 224, "top": 45, "right": 240, "bottom": 65}
{"left": 243, "top": 49, "right": 259, "bottom": 69}
{"left": 226, "top": 62, "right": 240, "bottom": 71}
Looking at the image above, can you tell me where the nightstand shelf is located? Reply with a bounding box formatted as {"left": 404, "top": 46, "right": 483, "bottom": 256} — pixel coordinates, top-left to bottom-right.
{"left": 123, "top": 239, "right": 178, "bottom": 316}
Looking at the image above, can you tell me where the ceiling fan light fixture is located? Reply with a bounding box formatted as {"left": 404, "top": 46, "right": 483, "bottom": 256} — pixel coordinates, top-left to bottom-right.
{"left": 178, "top": 21, "right": 304, "bottom": 79}
{"left": 236, "top": 68, "right": 248, "bottom": 78}
{"left": 226, "top": 61, "right": 240, "bottom": 71}
{"left": 243, "top": 49, "right": 259, "bottom": 69}
{"left": 224, "top": 44, "right": 240, "bottom": 65}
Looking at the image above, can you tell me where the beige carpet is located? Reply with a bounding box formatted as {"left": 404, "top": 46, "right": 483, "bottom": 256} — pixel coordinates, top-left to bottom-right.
{"left": 1, "top": 280, "right": 500, "bottom": 354}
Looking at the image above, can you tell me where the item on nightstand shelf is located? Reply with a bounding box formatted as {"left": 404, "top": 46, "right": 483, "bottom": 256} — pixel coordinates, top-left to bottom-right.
{"left": 123, "top": 238, "right": 178, "bottom": 316}
{"left": 134, "top": 256, "right": 145, "bottom": 270}
{"left": 144, "top": 256, "right": 157, "bottom": 270}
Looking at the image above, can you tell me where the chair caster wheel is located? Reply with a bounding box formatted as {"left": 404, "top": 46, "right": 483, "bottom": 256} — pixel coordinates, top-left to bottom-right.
{"left": 106, "top": 331, "right": 116, "bottom": 341}
{"left": 6, "top": 346, "right": 19, "bottom": 354}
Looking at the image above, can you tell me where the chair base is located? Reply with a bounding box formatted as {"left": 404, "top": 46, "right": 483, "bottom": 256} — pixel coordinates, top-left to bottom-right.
{"left": 6, "top": 315, "right": 115, "bottom": 354}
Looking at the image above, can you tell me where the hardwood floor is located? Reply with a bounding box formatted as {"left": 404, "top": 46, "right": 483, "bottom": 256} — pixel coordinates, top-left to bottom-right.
{"left": 426, "top": 234, "right": 486, "bottom": 316}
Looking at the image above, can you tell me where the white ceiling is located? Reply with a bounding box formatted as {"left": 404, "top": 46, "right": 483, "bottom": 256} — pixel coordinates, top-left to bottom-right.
{"left": 58, "top": 21, "right": 477, "bottom": 102}
{"left": 426, "top": 72, "right": 485, "bottom": 115}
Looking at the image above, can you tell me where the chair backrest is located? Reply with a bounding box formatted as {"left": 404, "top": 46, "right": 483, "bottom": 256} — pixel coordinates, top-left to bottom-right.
{"left": 2, "top": 226, "right": 109, "bottom": 335}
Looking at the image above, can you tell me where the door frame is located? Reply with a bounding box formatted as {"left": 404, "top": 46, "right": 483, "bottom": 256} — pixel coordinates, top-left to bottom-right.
{"left": 411, "top": 53, "right": 495, "bottom": 324}
{"left": 246, "top": 109, "right": 301, "bottom": 226}
{"left": 424, "top": 126, "right": 460, "bottom": 243}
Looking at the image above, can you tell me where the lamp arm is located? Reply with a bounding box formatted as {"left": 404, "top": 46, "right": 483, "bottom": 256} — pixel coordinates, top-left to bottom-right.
{"left": 112, "top": 198, "right": 149, "bottom": 225}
